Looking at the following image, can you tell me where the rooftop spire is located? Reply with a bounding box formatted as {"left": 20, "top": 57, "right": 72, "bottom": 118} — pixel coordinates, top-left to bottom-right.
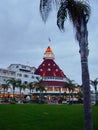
{"left": 43, "top": 46, "right": 55, "bottom": 60}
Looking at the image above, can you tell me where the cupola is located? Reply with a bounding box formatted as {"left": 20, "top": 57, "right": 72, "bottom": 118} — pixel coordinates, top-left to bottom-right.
{"left": 43, "top": 46, "right": 55, "bottom": 60}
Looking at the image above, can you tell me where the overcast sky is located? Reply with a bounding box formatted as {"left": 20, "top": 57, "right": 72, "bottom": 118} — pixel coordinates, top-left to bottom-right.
{"left": 0, "top": 0, "right": 97, "bottom": 85}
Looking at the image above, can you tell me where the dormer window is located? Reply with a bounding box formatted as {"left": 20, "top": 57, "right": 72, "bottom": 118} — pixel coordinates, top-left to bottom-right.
{"left": 56, "top": 69, "right": 58, "bottom": 72}
{"left": 40, "top": 69, "right": 43, "bottom": 71}
{"left": 48, "top": 68, "right": 51, "bottom": 71}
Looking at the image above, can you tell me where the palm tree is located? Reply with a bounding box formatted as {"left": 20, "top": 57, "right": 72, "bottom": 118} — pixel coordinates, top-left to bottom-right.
{"left": 35, "top": 79, "right": 46, "bottom": 103}
{"left": 0, "top": 85, "right": 2, "bottom": 94}
{"left": 76, "top": 84, "right": 83, "bottom": 101}
{"left": 39, "top": 0, "right": 93, "bottom": 130}
{"left": 0, "top": 84, "right": 8, "bottom": 94}
{"left": 0, "top": 83, "right": 9, "bottom": 100}
{"left": 90, "top": 78, "right": 98, "bottom": 105}
{"left": 7, "top": 78, "right": 18, "bottom": 100}
{"left": 64, "top": 82, "right": 71, "bottom": 102}
{"left": 27, "top": 82, "right": 35, "bottom": 100}
{"left": 17, "top": 79, "right": 27, "bottom": 100}
{"left": 64, "top": 79, "right": 76, "bottom": 103}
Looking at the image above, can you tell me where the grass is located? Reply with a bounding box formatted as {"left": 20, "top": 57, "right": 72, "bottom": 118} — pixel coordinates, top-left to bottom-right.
{"left": 0, "top": 104, "right": 98, "bottom": 130}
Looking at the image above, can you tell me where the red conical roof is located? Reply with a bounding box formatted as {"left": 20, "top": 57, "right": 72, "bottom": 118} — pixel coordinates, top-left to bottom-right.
{"left": 35, "top": 47, "right": 66, "bottom": 78}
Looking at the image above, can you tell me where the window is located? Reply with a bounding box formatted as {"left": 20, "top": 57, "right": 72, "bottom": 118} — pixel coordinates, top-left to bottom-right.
{"left": 47, "top": 87, "right": 53, "bottom": 91}
{"left": 36, "top": 77, "right": 40, "bottom": 81}
{"left": 16, "top": 65, "right": 19, "bottom": 68}
{"left": 56, "top": 69, "right": 58, "bottom": 72}
{"left": 24, "top": 81, "right": 28, "bottom": 85}
{"left": 3, "top": 70, "right": 8, "bottom": 74}
{"left": 54, "top": 87, "right": 60, "bottom": 91}
{"left": 3, "top": 79, "right": 6, "bottom": 81}
{"left": 62, "top": 88, "right": 67, "bottom": 92}
{"left": 40, "top": 69, "right": 43, "bottom": 71}
{"left": 11, "top": 72, "right": 15, "bottom": 75}
{"left": 24, "top": 74, "right": 28, "bottom": 78}
{"left": 48, "top": 68, "right": 51, "bottom": 71}
{"left": 17, "top": 73, "right": 22, "bottom": 77}
{"left": 22, "top": 65, "right": 26, "bottom": 69}
{"left": 32, "top": 76, "right": 34, "bottom": 79}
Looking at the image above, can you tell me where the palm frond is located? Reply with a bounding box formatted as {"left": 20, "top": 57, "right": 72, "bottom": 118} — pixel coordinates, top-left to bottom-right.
{"left": 40, "top": 0, "right": 52, "bottom": 22}
{"left": 53, "top": 0, "right": 61, "bottom": 10}
{"left": 40, "top": 0, "right": 61, "bottom": 22}
{"left": 67, "top": 0, "right": 90, "bottom": 40}
{"left": 57, "top": 0, "right": 68, "bottom": 30}
{"left": 90, "top": 78, "right": 98, "bottom": 87}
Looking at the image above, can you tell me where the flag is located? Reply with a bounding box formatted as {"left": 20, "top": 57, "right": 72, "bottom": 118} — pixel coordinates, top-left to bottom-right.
{"left": 48, "top": 37, "right": 51, "bottom": 42}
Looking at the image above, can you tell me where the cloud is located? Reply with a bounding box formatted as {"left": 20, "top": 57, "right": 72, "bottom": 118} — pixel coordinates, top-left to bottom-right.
{"left": 0, "top": 0, "right": 97, "bottom": 84}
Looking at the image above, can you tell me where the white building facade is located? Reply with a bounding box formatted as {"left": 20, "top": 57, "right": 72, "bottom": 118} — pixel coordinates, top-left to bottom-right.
{"left": 0, "top": 64, "right": 40, "bottom": 95}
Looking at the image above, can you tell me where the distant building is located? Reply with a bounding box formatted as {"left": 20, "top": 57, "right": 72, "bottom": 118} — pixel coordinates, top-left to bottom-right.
{"left": 0, "top": 47, "right": 79, "bottom": 101}
{"left": 35, "top": 46, "right": 69, "bottom": 96}
{"left": 0, "top": 64, "right": 40, "bottom": 95}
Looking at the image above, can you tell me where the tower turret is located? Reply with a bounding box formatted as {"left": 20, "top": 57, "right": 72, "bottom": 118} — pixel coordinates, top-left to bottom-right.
{"left": 43, "top": 46, "right": 55, "bottom": 60}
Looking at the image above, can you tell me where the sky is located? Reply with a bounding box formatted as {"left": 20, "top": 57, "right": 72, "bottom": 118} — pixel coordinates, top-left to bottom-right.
{"left": 0, "top": 0, "right": 97, "bottom": 85}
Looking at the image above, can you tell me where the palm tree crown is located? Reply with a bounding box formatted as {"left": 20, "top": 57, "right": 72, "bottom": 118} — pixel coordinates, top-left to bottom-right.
{"left": 7, "top": 78, "right": 19, "bottom": 99}
{"left": 57, "top": 0, "right": 90, "bottom": 29}
{"left": 0, "top": 83, "right": 9, "bottom": 95}
{"left": 90, "top": 78, "right": 98, "bottom": 105}
{"left": 90, "top": 78, "right": 98, "bottom": 90}
{"left": 35, "top": 79, "right": 46, "bottom": 92}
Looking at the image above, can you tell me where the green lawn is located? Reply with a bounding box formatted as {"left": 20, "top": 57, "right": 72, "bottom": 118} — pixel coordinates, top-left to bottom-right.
{"left": 0, "top": 104, "right": 98, "bottom": 130}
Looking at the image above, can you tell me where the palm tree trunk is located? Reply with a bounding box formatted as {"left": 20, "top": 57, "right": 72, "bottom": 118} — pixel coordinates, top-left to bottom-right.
{"left": 30, "top": 89, "right": 32, "bottom": 100}
{"left": 71, "top": 90, "right": 74, "bottom": 104}
{"left": 20, "top": 89, "right": 22, "bottom": 101}
{"left": 79, "top": 23, "right": 93, "bottom": 130}
{"left": 13, "top": 88, "right": 15, "bottom": 100}
{"left": 3, "top": 88, "right": 6, "bottom": 101}
{"left": 95, "top": 86, "right": 97, "bottom": 105}
{"left": 39, "top": 91, "right": 42, "bottom": 103}
{"left": 81, "top": 57, "right": 93, "bottom": 130}
{"left": 68, "top": 90, "right": 70, "bottom": 103}
{"left": 59, "top": 87, "right": 61, "bottom": 97}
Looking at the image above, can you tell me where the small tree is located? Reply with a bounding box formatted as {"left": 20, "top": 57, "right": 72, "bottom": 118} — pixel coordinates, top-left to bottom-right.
{"left": 90, "top": 78, "right": 98, "bottom": 105}
{"left": 27, "top": 82, "right": 35, "bottom": 100}
{"left": 17, "top": 79, "right": 27, "bottom": 100}
{"left": 76, "top": 84, "right": 83, "bottom": 103}
{"left": 0, "top": 83, "right": 9, "bottom": 100}
{"left": 64, "top": 78, "right": 76, "bottom": 103}
{"left": 7, "top": 78, "right": 18, "bottom": 100}
{"left": 35, "top": 79, "right": 46, "bottom": 103}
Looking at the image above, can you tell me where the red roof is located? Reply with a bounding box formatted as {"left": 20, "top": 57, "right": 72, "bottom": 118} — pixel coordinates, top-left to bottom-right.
{"left": 35, "top": 59, "right": 66, "bottom": 78}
